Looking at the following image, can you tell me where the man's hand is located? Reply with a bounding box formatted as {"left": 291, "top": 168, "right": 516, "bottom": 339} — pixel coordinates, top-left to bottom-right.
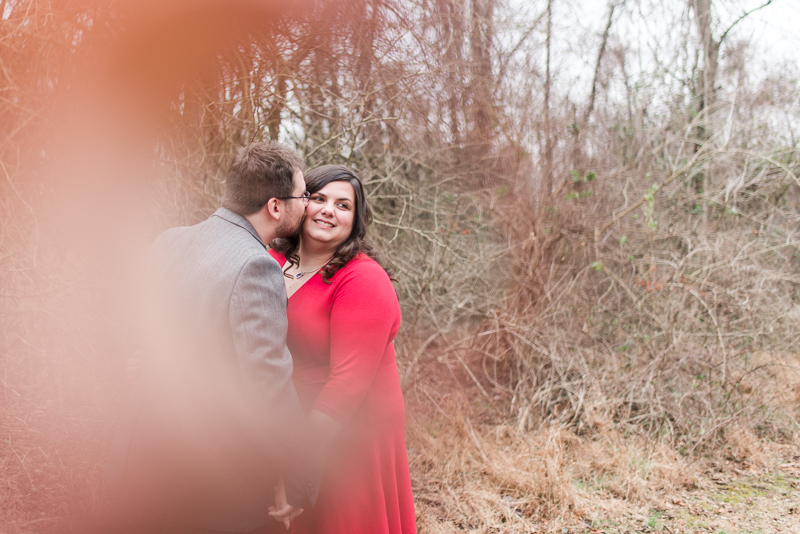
{"left": 268, "top": 476, "right": 303, "bottom": 530}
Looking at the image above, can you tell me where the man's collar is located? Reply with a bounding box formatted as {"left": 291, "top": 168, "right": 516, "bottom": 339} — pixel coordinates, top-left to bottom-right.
{"left": 212, "top": 207, "right": 265, "bottom": 248}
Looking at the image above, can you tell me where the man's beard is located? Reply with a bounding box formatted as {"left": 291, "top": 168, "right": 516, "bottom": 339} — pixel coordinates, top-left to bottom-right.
{"left": 275, "top": 208, "right": 305, "bottom": 238}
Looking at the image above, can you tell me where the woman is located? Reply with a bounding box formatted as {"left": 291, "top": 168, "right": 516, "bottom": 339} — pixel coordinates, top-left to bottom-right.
{"left": 268, "top": 165, "right": 416, "bottom": 534}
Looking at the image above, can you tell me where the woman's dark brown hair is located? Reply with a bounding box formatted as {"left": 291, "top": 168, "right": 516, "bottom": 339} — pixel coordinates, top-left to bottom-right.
{"left": 270, "top": 165, "right": 391, "bottom": 283}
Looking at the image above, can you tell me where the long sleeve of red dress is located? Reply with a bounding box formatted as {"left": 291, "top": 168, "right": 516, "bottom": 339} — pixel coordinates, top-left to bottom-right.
{"left": 312, "top": 258, "right": 400, "bottom": 422}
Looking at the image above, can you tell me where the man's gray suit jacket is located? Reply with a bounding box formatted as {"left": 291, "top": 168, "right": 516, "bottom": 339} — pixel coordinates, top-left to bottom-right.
{"left": 108, "top": 207, "right": 318, "bottom": 532}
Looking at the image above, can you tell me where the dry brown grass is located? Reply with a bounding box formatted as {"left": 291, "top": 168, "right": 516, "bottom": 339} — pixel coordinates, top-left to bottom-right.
{"left": 405, "top": 375, "right": 699, "bottom": 533}
{"left": 404, "top": 351, "right": 799, "bottom": 533}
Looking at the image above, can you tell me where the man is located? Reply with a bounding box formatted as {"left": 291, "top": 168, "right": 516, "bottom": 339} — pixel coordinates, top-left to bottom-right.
{"left": 107, "top": 142, "right": 319, "bottom": 533}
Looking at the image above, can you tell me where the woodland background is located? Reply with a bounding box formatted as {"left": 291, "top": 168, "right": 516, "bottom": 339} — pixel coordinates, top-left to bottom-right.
{"left": 1, "top": 0, "right": 799, "bottom": 532}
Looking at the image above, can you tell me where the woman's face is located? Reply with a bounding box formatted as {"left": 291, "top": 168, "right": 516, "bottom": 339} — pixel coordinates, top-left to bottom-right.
{"left": 301, "top": 180, "right": 356, "bottom": 250}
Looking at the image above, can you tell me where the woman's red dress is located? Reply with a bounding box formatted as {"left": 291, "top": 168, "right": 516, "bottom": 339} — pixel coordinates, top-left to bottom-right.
{"left": 268, "top": 250, "right": 416, "bottom": 534}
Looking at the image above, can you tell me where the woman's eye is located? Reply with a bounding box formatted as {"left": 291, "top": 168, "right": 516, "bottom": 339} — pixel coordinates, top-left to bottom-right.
{"left": 310, "top": 196, "right": 324, "bottom": 203}
{"left": 336, "top": 203, "right": 350, "bottom": 210}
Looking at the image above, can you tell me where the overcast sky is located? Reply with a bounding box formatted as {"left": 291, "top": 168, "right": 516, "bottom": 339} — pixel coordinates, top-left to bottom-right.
{"left": 736, "top": 0, "right": 800, "bottom": 65}
{"left": 569, "top": 0, "right": 800, "bottom": 68}
{"left": 504, "top": 0, "right": 800, "bottom": 108}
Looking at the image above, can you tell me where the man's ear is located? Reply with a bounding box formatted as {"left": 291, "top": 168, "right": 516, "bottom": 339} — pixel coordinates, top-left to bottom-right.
{"left": 265, "top": 197, "right": 281, "bottom": 222}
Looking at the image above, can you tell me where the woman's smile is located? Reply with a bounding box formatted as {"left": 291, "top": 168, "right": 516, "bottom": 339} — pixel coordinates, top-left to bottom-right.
{"left": 313, "top": 218, "right": 335, "bottom": 228}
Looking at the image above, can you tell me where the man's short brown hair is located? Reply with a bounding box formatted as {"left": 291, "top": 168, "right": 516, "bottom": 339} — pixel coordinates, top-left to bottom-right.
{"left": 221, "top": 142, "right": 305, "bottom": 215}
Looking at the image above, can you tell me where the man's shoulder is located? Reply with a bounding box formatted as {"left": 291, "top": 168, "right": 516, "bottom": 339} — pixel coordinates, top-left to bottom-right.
{"left": 151, "top": 224, "right": 187, "bottom": 245}
{"left": 148, "top": 215, "right": 275, "bottom": 281}
{"left": 147, "top": 225, "right": 190, "bottom": 262}
{"left": 156, "top": 212, "right": 260, "bottom": 248}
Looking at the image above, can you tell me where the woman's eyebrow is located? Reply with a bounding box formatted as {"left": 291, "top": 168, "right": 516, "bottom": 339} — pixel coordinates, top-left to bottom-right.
{"left": 313, "top": 192, "right": 353, "bottom": 202}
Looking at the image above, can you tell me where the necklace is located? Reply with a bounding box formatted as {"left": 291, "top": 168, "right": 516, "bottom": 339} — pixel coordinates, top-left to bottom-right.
{"left": 283, "top": 256, "right": 334, "bottom": 280}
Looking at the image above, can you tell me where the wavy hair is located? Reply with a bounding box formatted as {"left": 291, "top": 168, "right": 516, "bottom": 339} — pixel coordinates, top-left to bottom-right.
{"left": 270, "top": 165, "right": 392, "bottom": 283}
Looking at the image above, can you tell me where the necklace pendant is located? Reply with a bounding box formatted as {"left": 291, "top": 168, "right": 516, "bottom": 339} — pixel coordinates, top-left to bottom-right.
{"left": 294, "top": 272, "right": 304, "bottom": 279}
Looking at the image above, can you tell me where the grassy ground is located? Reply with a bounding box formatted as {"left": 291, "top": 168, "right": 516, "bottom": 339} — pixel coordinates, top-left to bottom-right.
{"left": 578, "top": 449, "right": 799, "bottom": 534}
{"left": 407, "top": 389, "right": 800, "bottom": 534}
{"left": 0, "top": 357, "right": 797, "bottom": 534}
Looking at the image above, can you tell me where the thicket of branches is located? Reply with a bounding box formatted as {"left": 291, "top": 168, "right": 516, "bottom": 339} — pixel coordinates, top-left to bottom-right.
{"left": 151, "top": 0, "right": 800, "bottom": 448}
{"left": 2, "top": 0, "right": 800, "bottom": 530}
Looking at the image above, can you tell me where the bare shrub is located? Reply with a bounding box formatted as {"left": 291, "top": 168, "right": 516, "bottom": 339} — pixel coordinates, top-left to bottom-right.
{"left": 457, "top": 74, "right": 800, "bottom": 457}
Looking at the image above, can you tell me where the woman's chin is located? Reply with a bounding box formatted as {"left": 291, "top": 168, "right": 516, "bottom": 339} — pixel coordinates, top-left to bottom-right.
{"left": 302, "top": 231, "right": 339, "bottom": 249}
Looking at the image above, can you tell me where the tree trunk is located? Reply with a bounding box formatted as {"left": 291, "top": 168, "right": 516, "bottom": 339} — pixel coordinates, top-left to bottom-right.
{"left": 438, "top": 0, "right": 465, "bottom": 149}
{"left": 353, "top": 0, "right": 380, "bottom": 157}
{"left": 692, "top": 0, "right": 720, "bottom": 121}
{"left": 542, "top": 0, "right": 553, "bottom": 197}
{"left": 266, "top": 73, "right": 286, "bottom": 141}
{"left": 583, "top": 1, "right": 616, "bottom": 126}
{"left": 468, "top": 0, "right": 495, "bottom": 154}
{"left": 690, "top": 0, "right": 720, "bottom": 217}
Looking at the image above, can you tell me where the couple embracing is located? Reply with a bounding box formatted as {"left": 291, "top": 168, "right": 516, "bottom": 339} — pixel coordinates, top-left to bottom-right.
{"left": 106, "top": 142, "right": 416, "bottom": 534}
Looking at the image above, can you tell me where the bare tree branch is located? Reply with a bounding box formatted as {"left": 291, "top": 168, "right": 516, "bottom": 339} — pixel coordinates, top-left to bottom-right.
{"left": 719, "top": 0, "right": 773, "bottom": 45}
